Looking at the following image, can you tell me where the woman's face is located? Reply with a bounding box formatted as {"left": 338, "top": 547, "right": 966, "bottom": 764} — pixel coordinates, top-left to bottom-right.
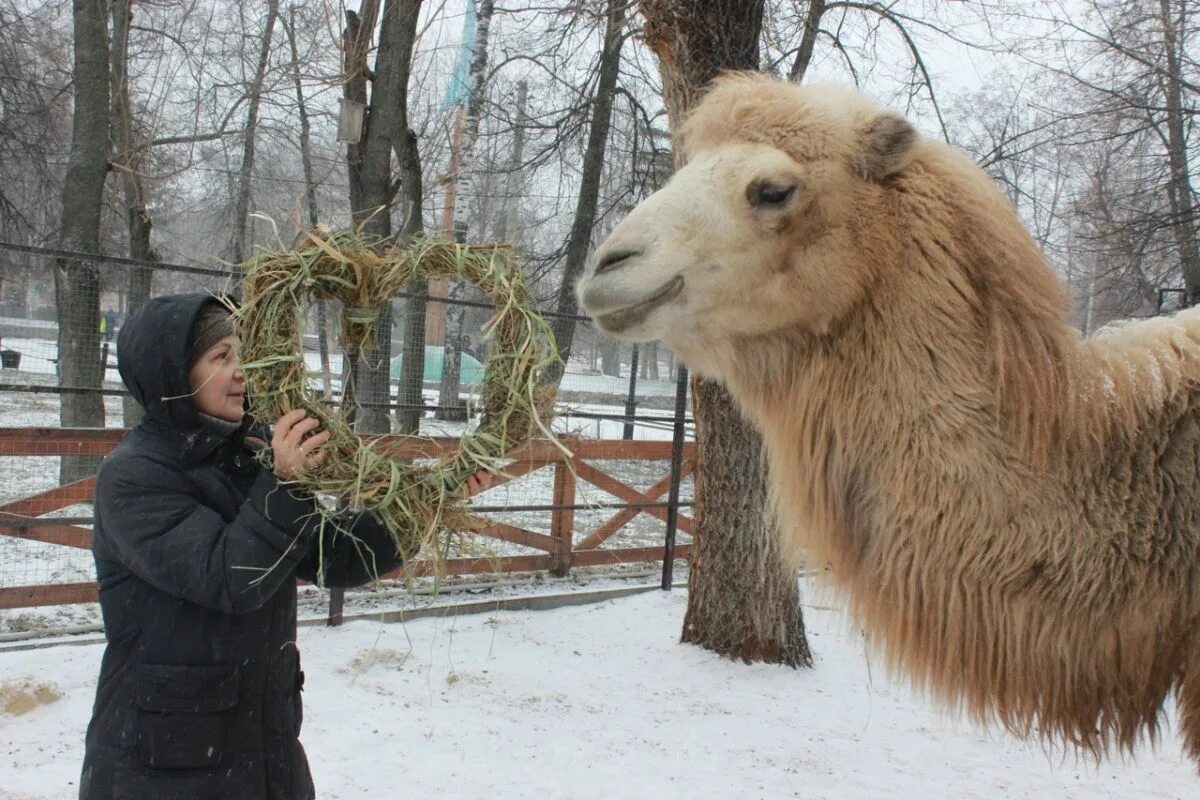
{"left": 187, "top": 334, "right": 246, "bottom": 422}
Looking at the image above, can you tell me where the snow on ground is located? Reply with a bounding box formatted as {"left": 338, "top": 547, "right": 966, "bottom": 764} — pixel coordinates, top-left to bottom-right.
{"left": 0, "top": 585, "right": 1194, "bottom": 799}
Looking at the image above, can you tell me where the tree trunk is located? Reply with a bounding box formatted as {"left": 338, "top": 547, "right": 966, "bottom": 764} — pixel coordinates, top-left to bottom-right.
{"left": 600, "top": 339, "right": 620, "bottom": 377}
{"left": 640, "top": 0, "right": 811, "bottom": 667}
{"left": 394, "top": 122, "right": 427, "bottom": 433}
{"left": 1158, "top": 0, "right": 1200, "bottom": 302}
{"left": 110, "top": 0, "right": 153, "bottom": 427}
{"left": 345, "top": 0, "right": 421, "bottom": 433}
{"left": 496, "top": 80, "right": 529, "bottom": 244}
{"left": 56, "top": 0, "right": 110, "bottom": 483}
{"left": 436, "top": 0, "right": 495, "bottom": 423}
{"left": 228, "top": 0, "right": 280, "bottom": 265}
{"left": 789, "top": 0, "right": 826, "bottom": 82}
{"left": 284, "top": 6, "right": 333, "bottom": 400}
{"left": 540, "top": 0, "right": 626, "bottom": 390}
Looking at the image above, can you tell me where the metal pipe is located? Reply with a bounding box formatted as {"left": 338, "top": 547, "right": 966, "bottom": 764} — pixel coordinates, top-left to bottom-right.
{"left": 661, "top": 365, "right": 689, "bottom": 590}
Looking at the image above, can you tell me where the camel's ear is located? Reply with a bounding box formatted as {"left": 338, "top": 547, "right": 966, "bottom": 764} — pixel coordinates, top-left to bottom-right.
{"left": 854, "top": 112, "right": 917, "bottom": 182}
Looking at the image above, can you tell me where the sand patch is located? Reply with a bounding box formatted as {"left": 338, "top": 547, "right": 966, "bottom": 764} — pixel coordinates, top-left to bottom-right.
{"left": 0, "top": 678, "right": 62, "bottom": 715}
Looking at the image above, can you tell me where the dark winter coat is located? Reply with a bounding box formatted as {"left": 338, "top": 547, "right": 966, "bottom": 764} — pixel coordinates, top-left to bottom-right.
{"left": 80, "top": 293, "right": 401, "bottom": 800}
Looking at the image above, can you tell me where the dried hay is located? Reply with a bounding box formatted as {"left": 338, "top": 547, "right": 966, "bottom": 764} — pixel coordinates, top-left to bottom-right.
{"left": 236, "top": 230, "right": 559, "bottom": 568}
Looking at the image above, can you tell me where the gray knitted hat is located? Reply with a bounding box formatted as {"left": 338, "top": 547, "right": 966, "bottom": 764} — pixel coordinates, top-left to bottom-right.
{"left": 187, "top": 302, "right": 234, "bottom": 367}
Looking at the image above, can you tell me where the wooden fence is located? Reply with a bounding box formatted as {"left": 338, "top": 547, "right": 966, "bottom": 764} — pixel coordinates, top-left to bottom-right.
{"left": 0, "top": 427, "right": 694, "bottom": 610}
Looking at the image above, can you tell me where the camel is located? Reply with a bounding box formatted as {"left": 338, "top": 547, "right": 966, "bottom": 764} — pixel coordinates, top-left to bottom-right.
{"left": 576, "top": 71, "right": 1200, "bottom": 764}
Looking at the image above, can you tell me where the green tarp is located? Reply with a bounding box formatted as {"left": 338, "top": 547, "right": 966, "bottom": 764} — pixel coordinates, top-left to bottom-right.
{"left": 390, "top": 345, "right": 485, "bottom": 385}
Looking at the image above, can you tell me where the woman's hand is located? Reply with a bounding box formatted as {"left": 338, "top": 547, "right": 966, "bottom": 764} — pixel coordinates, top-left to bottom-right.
{"left": 464, "top": 469, "right": 495, "bottom": 497}
{"left": 271, "top": 409, "right": 331, "bottom": 480}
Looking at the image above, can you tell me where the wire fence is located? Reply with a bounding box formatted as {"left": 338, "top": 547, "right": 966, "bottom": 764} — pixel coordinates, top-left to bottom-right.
{"left": 0, "top": 241, "right": 695, "bottom": 599}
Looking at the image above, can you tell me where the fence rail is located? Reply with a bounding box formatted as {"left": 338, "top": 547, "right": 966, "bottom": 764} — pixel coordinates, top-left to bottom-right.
{"left": 0, "top": 428, "right": 695, "bottom": 610}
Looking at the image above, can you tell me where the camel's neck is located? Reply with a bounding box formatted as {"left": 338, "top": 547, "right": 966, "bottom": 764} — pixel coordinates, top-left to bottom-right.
{"left": 720, "top": 296, "right": 1200, "bottom": 588}
{"left": 716, "top": 306, "right": 1200, "bottom": 753}
{"left": 719, "top": 313, "right": 1024, "bottom": 575}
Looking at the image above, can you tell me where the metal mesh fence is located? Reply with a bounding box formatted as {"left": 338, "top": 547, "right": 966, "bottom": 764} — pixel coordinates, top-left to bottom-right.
{"left": 0, "top": 243, "right": 694, "bottom": 596}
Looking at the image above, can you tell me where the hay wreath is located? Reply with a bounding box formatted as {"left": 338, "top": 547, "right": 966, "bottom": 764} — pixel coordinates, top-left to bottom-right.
{"left": 235, "top": 230, "right": 559, "bottom": 566}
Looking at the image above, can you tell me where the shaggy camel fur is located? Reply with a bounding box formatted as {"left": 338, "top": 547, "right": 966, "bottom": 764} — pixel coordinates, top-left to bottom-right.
{"left": 577, "top": 72, "right": 1200, "bottom": 764}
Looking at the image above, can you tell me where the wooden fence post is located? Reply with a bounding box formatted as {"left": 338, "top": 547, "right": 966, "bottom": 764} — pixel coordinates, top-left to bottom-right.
{"left": 550, "top": 457, "right": 575, "bottom": 576}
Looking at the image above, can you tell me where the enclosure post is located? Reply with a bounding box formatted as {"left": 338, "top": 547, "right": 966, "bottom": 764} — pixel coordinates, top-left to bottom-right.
{"left": 661, "top": 366, "right": 689, "bottom": 589}
{"left": 327, "top": 585, "right": 345, "bottom": 626}
{"left": 623, "top": 344, "right": 639, "bottom": 440}
{"left": 550, "top": 457, "right": 575, "bottom": 576}
{"left": 327, "top": 345, "right": 361, "bottom": 627}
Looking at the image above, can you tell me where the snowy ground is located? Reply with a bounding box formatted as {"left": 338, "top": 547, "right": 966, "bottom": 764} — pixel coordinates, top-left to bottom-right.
{"left": 5, "top": 329, "right": 1190, "bottom": 797}
{"left": 0, "top": 585, "right": 1194, "bottom": 799}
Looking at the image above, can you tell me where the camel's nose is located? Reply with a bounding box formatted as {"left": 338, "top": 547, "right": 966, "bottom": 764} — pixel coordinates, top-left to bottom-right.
{"left": 593, "top": 247, "right": 641, "bottom": 276}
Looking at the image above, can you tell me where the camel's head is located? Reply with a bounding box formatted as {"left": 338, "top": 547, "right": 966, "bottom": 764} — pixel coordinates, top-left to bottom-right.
{"left": 577, "top": 73, "right": 917, "bottom": 372}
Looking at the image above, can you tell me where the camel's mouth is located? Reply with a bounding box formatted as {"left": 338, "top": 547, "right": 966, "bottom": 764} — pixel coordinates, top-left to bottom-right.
{"left": 593, "top": 275, "right": 684, "bottom": 333}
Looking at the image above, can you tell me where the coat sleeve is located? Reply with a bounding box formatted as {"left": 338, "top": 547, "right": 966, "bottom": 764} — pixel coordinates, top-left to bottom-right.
{"left": 95, "top": 460, "right": 321, "bottom": 614}
{"left": 294, "top": 510, "right": 404, "bottom": 588}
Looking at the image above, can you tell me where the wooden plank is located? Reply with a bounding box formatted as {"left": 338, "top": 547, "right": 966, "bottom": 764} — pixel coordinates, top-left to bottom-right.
{"left": 0, "top": 427, "right": 124, "bottom": 456}
{"left": 571, "top": 544, "right": 692, "bottom": 567}
{"left": 461, "top": 518, "right": 558, "bottom": 552}
{"left": 472, "top": 459, "right": 551, "bottom": 492}
{"left": 0, "top": 477, "right": 96, "bottom": 516}
{"left": 0, "top": 542, "right": 693, "bottom": 608}
{"left": 572, "top": 460, "right": 695, "bottom": 538}
{"left": 405, "top": 548, "right": 693, "bottom": 575}
{"left": 0, "top": 512, "right": 92, "bottom": 550}
{"left": 0, "top": 582, "right": 98, "bottom": 609}
{"left": 550, "top": 461, "right": 576, "bottom": 576}
{"left": 576, "top": 463, "right": 695, "bottom": 550}
{"left": 365, "top": 434, "right": 695, "bottom": 462}
{"left": 381, "top": 554, "right": 555, "bottom": 578}
{"left": 565, "top": 439, "right": 696, "bottom": 460}
{"left": 368, "top": 437, "right": 570, "bottom": 462}
{"left": 0, "top": 428, "right": 695, "bottom": 462}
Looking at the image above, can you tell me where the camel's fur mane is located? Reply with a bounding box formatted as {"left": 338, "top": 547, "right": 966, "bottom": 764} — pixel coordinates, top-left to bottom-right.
{"left": 587, "top": 72, "right": 1200, "bottom": 763}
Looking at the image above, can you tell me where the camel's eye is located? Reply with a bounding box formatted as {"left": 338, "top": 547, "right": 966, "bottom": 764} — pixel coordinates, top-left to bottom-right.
{"left": 748, "top": 180, "right": 798, "bottom": 209}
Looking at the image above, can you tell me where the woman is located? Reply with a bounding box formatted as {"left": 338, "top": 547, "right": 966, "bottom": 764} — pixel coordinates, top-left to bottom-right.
{"left": 80, "top": 294, "right": 483, "bottom": 799}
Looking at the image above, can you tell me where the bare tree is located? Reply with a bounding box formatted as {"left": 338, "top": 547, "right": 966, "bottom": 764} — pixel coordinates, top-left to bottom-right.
{"left": 344, "top": 0, "right": 424, "bottom": 433}
{"left": 437, "top": 0, "right": 497, "bottom": 422}
{"left": 983, "top": 0, "right": 1200, "bottom": 316}
{"left": 281, "top": 3, "right": 334, "bottom": 400}
{"left": 639, "top": 0, "right": 811, "bottom": 667}
{"left": 538, "top": 0, "right": 628, "bottom": 391}
{"left": 229, "top": 0, "right": 281, "bottom": 265}
{"left": 109, "top": 0, "right": 157, "bottom": 425}
{"left": 55, "top": 0, "right": 111, "bottom": 482}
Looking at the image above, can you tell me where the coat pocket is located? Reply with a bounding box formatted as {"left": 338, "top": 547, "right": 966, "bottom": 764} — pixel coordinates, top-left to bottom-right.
{"left": 265, "top": 649, "right": 303, "bottom": 737}
{"left": 135, "top": 663, "right": 238, "bottom": 770}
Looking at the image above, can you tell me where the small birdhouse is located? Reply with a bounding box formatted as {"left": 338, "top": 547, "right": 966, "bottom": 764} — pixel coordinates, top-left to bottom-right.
{"left": 337, "top": 98, "right": 366, "bottom": 143}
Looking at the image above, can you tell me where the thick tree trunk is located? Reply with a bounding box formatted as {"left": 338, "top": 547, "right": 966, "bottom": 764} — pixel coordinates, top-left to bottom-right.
{"left": 683, "top": 379, "right": 809, "bottom": 662}
{"left": 345, "top": 0, "right": 421, "bottom": 433}
{"left": 229, "top": 0, "right": 280, "bottom": 265}
{"left": 110, "top": 0, "right": 153, "bottom": 427}
{"left": 640, "top": 0, "right": 811, "bottom": 667}
{"left": 56, "top": 0, "right": 110, "bottom": 482}
{"left": 540, "top": 0, "right": 626, "bottom": 390}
